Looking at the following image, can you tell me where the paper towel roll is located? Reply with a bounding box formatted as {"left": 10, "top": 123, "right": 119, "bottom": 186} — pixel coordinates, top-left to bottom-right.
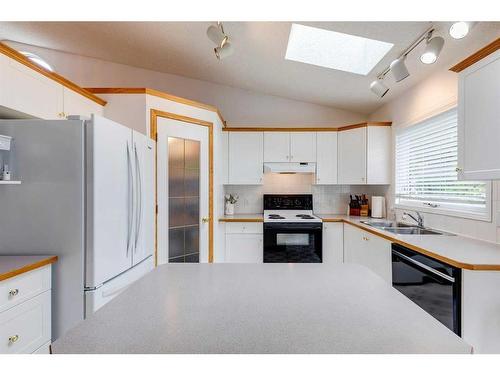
{"left": 371, "top": 196, "right": 386, "bottom": 218}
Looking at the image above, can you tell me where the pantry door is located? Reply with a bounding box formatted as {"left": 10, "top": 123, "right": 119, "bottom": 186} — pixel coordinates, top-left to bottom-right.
{"left": 154, "top": 110, "right": 213, "bottom": 265}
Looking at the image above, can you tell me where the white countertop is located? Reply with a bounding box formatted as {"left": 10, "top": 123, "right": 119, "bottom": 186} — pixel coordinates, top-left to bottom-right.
{"left": 320, "top": 215, "right": 500, "bottom": 270}
{"left": 52, "top": 263, "right": 471, "bottom": 354}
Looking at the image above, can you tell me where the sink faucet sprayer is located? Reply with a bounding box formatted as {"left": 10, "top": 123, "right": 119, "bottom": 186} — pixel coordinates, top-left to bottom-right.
{"left": 403, "top": 211, "right": 424, "bottom": 227}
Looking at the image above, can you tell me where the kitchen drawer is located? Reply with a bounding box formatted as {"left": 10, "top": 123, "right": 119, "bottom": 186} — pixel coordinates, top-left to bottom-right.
{"left": 0, "top": 290, "right": 51, "bottom": 354}
{"left": 0, "top": 265, "right": 51, "bottom": 313}
{"left": 225, "top": 222, "right": 263, "bottom": 234}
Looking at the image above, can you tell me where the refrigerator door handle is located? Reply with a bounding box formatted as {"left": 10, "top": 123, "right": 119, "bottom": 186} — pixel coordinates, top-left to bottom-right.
{"left": 126, "top": 141, "right": 135, "bottom": 257}
{"left": 134, "top": 143, "right": 143, "bottom": 251}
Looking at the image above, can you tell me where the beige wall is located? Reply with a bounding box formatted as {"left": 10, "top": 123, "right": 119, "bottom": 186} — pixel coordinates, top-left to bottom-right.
{"left": 370, "top": 69, "right": 500, "bottom": 243}
{"left": 7, "top": 42, "right": 367, "bottom": 127}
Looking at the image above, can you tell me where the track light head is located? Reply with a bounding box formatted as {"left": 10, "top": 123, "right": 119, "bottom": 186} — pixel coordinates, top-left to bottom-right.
{"left": 389, "top": 56, "right": 410, "bottom": 82}
{"left": 449, "top": 22, "right": 475, "bottom": 39}
{"left": 420, "top": 36, "right": 444, "bottom": 64}
{"left": 207, "top": 24, "right": 226, "bottom": 45}
{"left": 207, "top": 22, "right": 233, "bottom": 60}
{"left": 214, "top": 40, "right": 234, "bottom": 60}
{"left": 370, "top": 80, "right": 389, "bottom": 98}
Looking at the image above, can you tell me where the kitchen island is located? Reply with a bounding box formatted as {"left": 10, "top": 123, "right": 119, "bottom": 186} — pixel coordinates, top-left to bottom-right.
{"left": 52, "top": 263, "right": 472, "bottom": 354}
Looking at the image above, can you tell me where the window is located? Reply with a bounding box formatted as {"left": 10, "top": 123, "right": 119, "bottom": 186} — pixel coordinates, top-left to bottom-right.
{"left": 285, "top": 24, "right": 393, "bottom": 75}
{"left": 395, "top": 108, "right": 491, "bottom": 221}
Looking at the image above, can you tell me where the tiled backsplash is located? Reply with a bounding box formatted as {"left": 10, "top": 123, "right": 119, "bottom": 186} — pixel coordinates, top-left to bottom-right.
{"left": 224, "top": 173, "right": 389, "bottom": 214}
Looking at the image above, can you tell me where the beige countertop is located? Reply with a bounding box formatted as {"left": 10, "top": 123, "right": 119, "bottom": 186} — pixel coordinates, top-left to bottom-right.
{"left": 52, "top": 263, "right": 471, "bottom": 354}
{"left": 219, "top": 213, "right": 500, "bottom": 270}
{"left": 0, "top": 255, "right": 58, "bottom": 282}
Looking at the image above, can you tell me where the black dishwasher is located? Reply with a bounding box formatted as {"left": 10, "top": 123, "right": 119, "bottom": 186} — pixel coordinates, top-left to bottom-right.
{"left": 391, "top": 243, "right": 461, "bottom": 336}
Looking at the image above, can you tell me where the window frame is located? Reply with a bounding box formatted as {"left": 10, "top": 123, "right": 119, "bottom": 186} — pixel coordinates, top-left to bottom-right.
{"left": 394, "top": 106, "right": 492, "bottom": 222}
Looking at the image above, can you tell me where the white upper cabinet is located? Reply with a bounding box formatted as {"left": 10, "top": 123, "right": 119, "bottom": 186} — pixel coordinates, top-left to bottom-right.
{"left": 338, "top": 125, "right": 391, "bottom": 185}
{"left": 63, "top": 87, "right": 104, "bottom": 118}
{"left": 366, "top": 126, "right": 391, "bottom": 184}
{"left": 290, "top": 132, "right": 316, "bottom": 162}
{"left": 0, "top": 48, "right": 105, "bottom": 120}
{"left": 264, "top": 132, "right": 290, "bottom": 162}
{"left": 0, "top": 55, "right": 63, "bottom": 119}
{"left": 457, "top": 49, "right": 500, "bottom": 180}
{"left": 228, "top": 132, "right": 264, "bottom": 184}
{"left": 264, "top": 132, "right": 316, "bottom": 163}
{"left": 338, "top": 127, "right": 367, "bottom": 184}
{"left": 315, "top": 132, "right": 338, "bottom": 184}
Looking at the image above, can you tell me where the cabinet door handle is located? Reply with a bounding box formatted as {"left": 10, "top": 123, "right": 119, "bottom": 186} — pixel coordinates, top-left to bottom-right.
{"left": 362, "top": 236, "right": 369, "bottom": 241}
{"left": 8, "top": 335, "right": 19, "bottom": 344}
{"left": 8, "top": 289, "right": 19, "bottom": 297}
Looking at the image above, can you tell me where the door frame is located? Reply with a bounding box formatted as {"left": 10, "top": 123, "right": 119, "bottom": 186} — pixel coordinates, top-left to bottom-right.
{"left": 150, "top": 109, "right": 214, "bottom": 264}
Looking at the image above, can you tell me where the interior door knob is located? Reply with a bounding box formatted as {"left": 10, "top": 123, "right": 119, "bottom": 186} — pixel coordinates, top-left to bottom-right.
{"left": 202, "top": 217, "right": 210, "bottom": 223}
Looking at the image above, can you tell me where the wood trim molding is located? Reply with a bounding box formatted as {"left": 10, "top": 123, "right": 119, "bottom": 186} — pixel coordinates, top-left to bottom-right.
{"left": 0, "top": 42, "right": 107, "bottom": 106}
{"left": 0, "top": 256, "right": 58, "bottom": 282}
{"left": 450, "top": 37, "right": 500, "bottom": 73}
{"left": 86, "top": 87, "right": 226, "bottom": 126}
{"left": 222, "top": 122, "right": 392, "bottom": 132}
{"left": 150, "top": 109, "right": 214, "bottom": 264}
{"left": 219, "top": 217, "right": 264, "bottom": 223}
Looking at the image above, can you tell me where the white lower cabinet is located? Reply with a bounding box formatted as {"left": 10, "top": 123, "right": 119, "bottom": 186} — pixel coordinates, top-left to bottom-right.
{"left": 462, "top": 270, "right": 500, "bottom": 353}
{"left": 225, "top": 223, "right": 263, "bottom": 263}
{"left": 322, "top": 222, "right": 343, "bottom": 264}
{"left": 0, "top": 265, "right": 52, "bottom": 354}
{"left": 343, "top": 224, "right": 392, "bottom": 283}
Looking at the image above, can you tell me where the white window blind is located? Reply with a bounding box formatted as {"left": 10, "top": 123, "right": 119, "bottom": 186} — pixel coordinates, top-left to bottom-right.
{"left": 395, "top": 108, "right": 490, "bottom": 220}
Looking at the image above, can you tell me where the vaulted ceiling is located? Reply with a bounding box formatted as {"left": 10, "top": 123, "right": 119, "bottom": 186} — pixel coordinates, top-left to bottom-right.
{"left": 0, "top": 21, "right": 499, "bottom": 114}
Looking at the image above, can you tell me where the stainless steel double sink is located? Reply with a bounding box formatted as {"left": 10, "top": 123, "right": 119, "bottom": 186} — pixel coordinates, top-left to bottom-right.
{"left": 359, "top": 220, "right": 454, "bottom": 236}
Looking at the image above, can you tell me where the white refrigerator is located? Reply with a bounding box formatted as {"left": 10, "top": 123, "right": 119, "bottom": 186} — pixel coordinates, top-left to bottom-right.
{"left": 0, "top": 115, "right": 155, "bottom": 339}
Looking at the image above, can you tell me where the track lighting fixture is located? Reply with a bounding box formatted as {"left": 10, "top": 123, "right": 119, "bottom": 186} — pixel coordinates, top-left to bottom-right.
{"left": 449, "top": 22, "right": 475, "bottom": 40}
{"left": 420, "top": 36, "right": 444, "bottom": 64}
{"left": 370, "top": 79, "right": 389, "bottom": 98}
{"left": 206, "top": 22, "right": 233, "bottom": 60}
{"left": 389, "top": 56, "right": 410, "bottom": 82}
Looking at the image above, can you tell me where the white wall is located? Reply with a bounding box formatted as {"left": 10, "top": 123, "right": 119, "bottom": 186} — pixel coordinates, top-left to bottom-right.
{"left": 370, "top": 69, "right": 500, "bottom": 243}
{"left": 7, "top": 42, "right": 367, "bottom": 127}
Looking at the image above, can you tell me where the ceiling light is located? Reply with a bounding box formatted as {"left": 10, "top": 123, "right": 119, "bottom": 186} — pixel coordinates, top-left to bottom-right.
{"left": 370, "top": 80, "right": 389, "bottom": 98}
{"left": 20, "top": 51, "right": 53, "bottom": 72}
{"left": 420, "top": 36, "right": 444, "bottom": 64}
{"left": 206, "top": 22, "right": 233, "bottom": 60}
{"left": 215, "top": 41, "right": 233, "bottom": 60}
{"left": 449, "top": 22, "right": 474, "bottom": 39}
{"left": 285, "top": 24, "right": 393, "bottom": 75}
{"left": 389, "top": 56, "right": 410, "bottom": 82}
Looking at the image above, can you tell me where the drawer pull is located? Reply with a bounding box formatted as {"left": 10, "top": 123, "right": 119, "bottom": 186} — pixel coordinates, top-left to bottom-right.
{"left": 8, "top": 289, "right": 19, "bottom": 297}
{"left": 362, "top": 236, "right": 369, "bottom": 241}
{"left": 8, "top": 335, "right": 19, "bottom": 344}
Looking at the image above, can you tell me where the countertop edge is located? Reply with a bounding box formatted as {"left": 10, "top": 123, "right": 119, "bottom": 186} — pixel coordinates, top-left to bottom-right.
{"left": 219, "top": 214, "right": 500, "bottom": 270}
{"left": 0, "top": 255, "right": 58, "bottom": 282}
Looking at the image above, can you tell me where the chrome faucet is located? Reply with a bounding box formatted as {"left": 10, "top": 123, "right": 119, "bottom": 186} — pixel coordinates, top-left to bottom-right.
{"left": 403, "top": 211, "right": 424, "bottom": 227}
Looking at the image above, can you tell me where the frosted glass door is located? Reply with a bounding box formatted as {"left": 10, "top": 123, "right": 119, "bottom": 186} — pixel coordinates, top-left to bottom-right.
{"left": 157, "top": 116, "right": 209, "bottom": 265}
{"left": 167, "top": 137, "right": 200, "bottom": 263}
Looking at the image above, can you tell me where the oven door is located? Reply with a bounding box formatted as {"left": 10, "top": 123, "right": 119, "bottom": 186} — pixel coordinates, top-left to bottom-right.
{"left": 264, "top": 223, "right": 322, "bottom": 263}
{"left": 391, "top": 244, "right": 461, "bottom": 335}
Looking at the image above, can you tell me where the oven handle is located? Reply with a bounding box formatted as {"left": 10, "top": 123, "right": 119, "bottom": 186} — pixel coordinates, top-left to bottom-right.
{"left": 392, "top": 250, "right": 455, "bottom": 283}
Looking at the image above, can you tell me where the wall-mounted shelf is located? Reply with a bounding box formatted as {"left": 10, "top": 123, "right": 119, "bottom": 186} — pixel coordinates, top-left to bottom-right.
{"left": 0, "top": 180, "right": 21, "bottom": 185}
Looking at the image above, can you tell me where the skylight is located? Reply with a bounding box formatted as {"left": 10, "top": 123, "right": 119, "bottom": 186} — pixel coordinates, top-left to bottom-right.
{"left": 285, "top": 24, "right": 394, "bottom": 76}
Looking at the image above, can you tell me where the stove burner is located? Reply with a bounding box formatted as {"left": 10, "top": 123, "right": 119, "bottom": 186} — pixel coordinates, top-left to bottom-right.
{"left": 296, "top": 214, "right": 314, "bottom": 219}
{"left": 268, "top": 214, "right": 285, "bottom": 219}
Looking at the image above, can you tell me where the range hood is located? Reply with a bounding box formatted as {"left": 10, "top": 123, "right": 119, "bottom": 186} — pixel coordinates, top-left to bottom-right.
{"left": 263, "top": 162, "right": 316, "bottom": 174}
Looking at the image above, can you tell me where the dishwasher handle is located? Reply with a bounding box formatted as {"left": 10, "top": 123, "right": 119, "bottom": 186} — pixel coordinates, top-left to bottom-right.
{"left": 392, "top": 250, "right": 455, "bottom": 283}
